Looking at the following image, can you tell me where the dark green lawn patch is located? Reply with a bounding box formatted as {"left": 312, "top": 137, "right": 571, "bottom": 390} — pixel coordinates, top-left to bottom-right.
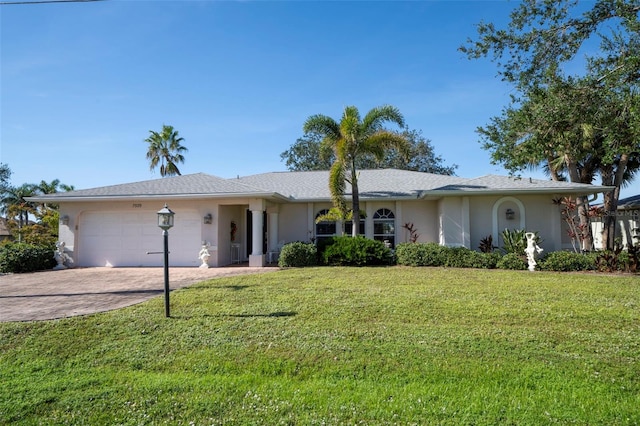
{"left": 1, "top": 267, "right": 638, "bottom": 425}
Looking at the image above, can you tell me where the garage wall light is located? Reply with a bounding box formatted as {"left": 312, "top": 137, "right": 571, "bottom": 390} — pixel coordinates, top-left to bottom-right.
{"left": 61, "top": 215, "right": 70, "bottom": 226}
{"left": 203, "top": 213, "right": 212, "bottom": 224}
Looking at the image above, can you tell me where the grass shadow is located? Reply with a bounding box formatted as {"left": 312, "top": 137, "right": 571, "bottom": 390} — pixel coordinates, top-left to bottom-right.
{"left": 226, "top": 311, "right": 297, "bottom": 318}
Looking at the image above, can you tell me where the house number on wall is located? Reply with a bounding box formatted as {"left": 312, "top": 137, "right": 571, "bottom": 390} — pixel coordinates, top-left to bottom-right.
{"left": 132, "top": 204, "right": 142, "bottom": 208}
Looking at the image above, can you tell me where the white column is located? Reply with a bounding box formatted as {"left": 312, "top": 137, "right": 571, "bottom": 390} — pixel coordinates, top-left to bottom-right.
{"left": 462, "top": 197, "right": 470, "bottom": 249}
{"left": 250, "top": 208, "right": 265, "bottom": 267}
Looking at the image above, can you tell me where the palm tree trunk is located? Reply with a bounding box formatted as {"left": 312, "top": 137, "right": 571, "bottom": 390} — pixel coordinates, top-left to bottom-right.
{"left": 350, "top": 165, "right": 360, "bottom": 237}
{"left": 602, "top": 153, "right": 629, "bottom": 250}
{"left": 565, "top": 154, "right": 593, "bottom": 251}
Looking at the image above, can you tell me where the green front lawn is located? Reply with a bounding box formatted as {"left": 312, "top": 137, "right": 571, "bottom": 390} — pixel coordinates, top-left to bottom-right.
{"left": 1, "top": 267, "right": 638, "bottom": 425}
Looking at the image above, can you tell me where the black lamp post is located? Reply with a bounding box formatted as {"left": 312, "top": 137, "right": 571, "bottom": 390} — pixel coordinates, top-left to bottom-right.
{"left": 157, "top": 204, "right": 175, "bottom": 317}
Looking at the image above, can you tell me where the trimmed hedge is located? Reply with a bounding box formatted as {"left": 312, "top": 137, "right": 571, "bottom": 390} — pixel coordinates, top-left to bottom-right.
{"left": 396, "top": 243, "right": 500, "bottom": 269}
{"left": 322, "top": 236, "right": 393, "bottom": 266}
{"left": 539, "top": 251, "right": 596, "bottom": 272}
{"left": 278, "top": 242, "right": 318, "bottom": 268}
{"left": 396, "top": 242, "right": 446, "bottom": 267}
{"left": 0, "top": 242, "right": 57, "bottom": 274}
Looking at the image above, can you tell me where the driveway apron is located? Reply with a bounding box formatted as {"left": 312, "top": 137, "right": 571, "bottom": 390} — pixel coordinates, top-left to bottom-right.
{"left": 0, "top": 267, "right": 271, "bottom": 322}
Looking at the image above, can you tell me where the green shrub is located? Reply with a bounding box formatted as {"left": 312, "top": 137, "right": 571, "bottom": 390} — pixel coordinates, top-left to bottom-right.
{"left": 396, "top": 242, "right": 446, "bottom": 266}
{"left": 0, "top": 242, "right": 56, "bottom": 273}
{"left": 396, "top": 243, "right": 500, "bottom": 269}
{"left": 322, "top": 236, "right": 393, "bottom": 266}
{"left": 539, "top": 251, "right": 596, "bottom": 272}
{"left": 278, "top": 242, "right": 318, "bottom": 268}
{"left": 496, "top": 252, "right": 528, "bottom": 270}
{"left": 470, "top": 251, "right": 502, "bottom": 269}
{"left": 500, "top": 229, "right": 542, "bottom": 255}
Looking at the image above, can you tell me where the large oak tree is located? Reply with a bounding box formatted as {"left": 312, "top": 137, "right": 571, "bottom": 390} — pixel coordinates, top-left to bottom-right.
{"left": 462, "top": 0, "right": 640, "bottom": 250}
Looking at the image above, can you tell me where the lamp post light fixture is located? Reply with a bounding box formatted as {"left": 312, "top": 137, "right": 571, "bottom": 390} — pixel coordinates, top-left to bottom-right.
{"left": 157, "top": 204, "right": 175, "bottom": 317}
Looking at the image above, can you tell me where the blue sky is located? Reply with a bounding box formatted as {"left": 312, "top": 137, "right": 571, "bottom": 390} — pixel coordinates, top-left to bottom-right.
{"left": 2, "top": 0, "right": 638, "bottom": 199}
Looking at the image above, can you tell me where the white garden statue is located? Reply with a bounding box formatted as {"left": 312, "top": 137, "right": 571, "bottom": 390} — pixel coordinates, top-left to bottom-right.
{"left": 525, "top": 232, "right": 543, "bottom": 271}
{"left": 53, "top": 241, "right": 71, "bottom": 270}
{"left": 198, "top": 243, "right": 211, "bottom": 268}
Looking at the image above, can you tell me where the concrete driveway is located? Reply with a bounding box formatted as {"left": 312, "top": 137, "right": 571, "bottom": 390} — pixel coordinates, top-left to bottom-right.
{"left": 0, "top": 266, "right": 273, "bottom": 322}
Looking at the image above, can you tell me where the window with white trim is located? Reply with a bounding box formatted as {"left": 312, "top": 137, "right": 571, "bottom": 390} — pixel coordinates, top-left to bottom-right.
{"left": 373, "top": 208, "right": 395, "bottom": 247}
{"left": 315, "top": 209, "right": 336, "bottom": 244}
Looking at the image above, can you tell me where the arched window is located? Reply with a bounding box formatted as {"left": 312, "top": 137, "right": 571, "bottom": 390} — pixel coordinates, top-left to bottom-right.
{"left": 315, "top": 209, "right": 336, "bottom": 244}
{"left": 373, "top": 208, "right": 395, "bottom": 247}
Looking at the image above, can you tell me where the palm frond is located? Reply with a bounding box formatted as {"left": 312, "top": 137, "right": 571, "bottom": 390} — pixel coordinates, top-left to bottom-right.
{"left": 303, "top": 115, "right": 341, "bottom": 141}
{"left": 362, "top": 105, "right": 405, "bottom": 133}
{"left": 329, "top": 162, "right": 347, "bottom": 216}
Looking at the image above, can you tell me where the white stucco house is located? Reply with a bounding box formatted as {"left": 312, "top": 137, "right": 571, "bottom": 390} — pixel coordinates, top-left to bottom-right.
{"left": 30, "top": 169, "right": 613, "bottom": 268}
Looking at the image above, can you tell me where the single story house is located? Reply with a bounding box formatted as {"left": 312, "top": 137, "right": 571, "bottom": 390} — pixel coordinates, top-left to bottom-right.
{"left": 0, "top": 217, "right": 12, "bottom": 242}
{"left": 592, "top": 194, "right": 640, "bottom": 250}
{"left": 29, "top": 169, "right": 613, "bottom": 268}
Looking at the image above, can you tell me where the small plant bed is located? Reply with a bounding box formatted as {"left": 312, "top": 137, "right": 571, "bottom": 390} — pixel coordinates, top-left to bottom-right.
{"left": 1, "top": 267, "right": 638, "bottom": 424}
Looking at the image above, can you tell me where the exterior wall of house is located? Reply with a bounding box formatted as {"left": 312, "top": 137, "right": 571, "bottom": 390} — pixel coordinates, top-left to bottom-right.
{"left": 468, "top": 195, "right": 563, "bottom": 253}
{"left": 57, "top": 190, "right": 583, "bottom": 268}
{"left": 278, "top": 204, "right": 310, "bottom": 243}
{"left": 58, "top": 199, "right": 255, "bottom": 267}
{"left": 522, "top": 195, "right": 563, "bottom": 252}
{"left": 396, "top": 200, "right": 439, "bottom": 244}
{"left": 278, "top": 200, "right": 441, "bottom": 247}
{"left": 467, "top": 196, "right": 494, "bottom": 251}
{"left": 437, "top": 197, "right": 470, "bottom": 247}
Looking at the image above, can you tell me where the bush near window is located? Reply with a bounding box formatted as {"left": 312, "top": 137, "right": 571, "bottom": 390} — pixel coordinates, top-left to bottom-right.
{"left": 278, "top": 242, "right": 318, "bottom": 268}
{"left": 322, "top": 236, "right": 393, "bottom": 266}
{"left": 538, "top": 251, "right": 597, "bottom": 272}
{"left": 496, "top": 252, "right": 528, "bottom": 270}
{"left": 0, "top": 242, "right": 56, "bottom": 273}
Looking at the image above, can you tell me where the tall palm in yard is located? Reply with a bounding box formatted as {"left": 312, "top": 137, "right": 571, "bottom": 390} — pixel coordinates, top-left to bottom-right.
{"left": 303, "top": 105, "right": 409, "bottom": 236}
{"left": 144, "top": 125, "right": 188, "bottom": 177}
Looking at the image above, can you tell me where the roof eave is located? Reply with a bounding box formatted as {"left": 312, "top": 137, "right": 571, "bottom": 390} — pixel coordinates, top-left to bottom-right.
{"left": 421, "top": 186, "right": 615, "bottom": 198}
{"left": 26, "top": 192, "right": 290, "bottom": 203}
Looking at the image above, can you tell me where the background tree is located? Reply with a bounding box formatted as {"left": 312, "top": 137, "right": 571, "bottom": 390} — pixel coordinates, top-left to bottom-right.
{"left": 1, "top": 183, "right": 38, "bottom": 242}
{"left": 303, "top": 105, "right": 409, "bottom": 236}
{"left": 0, "top": 174, "right": 74, "bottom": 245}
{"left": 0, "top": 163, "right": 11, "bottom": 194}
{"left": 144, "top": 125, "right": 188, "bottom": 177}
{"left": 281, "top": 127, "right": 457, "bottom": 175}
{"left": 462, "top": 0, "right": 640, "bottom": 250}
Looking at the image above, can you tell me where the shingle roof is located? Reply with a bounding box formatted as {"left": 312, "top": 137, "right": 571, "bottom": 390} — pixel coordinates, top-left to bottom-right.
{"left": 433, "top": 174, "right": 602, "bottom": 193}
{"left": 235, "top": 169, "right": 468, "bottom": 200}
{"left": 236, "top": 170, "right": 610, "bottom": 199}
{"left": 27, "top": 173, "right": 272, "bottom": 201}
{"left": 27, "top": 169, "right": 612, "bottom": 203}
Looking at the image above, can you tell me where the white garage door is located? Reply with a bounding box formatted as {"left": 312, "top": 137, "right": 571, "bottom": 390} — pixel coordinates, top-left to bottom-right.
{"left": 78, "top": 210, "right": 202, "bottom": 267}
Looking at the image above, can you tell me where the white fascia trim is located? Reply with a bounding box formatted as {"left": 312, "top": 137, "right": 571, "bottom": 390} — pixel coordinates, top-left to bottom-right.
{"left": 420, "top": 187, "right": 616, "bottom": 198}
{"left": 27, "top": 192, "right": 290, "bottom": 203}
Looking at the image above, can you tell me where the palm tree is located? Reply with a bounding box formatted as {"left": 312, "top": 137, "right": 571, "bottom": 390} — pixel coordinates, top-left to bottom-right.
{"left": 1, "top": 183, "right": 38, "bottom": 242}
{"left": 36, "top": 179, "right": 74, "bottom": 211}
{"left": 144, "top": 125, "right": 188, "bottom": 177}
{"left": 303, "top": 105, "right": 409, "bottom": 236}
